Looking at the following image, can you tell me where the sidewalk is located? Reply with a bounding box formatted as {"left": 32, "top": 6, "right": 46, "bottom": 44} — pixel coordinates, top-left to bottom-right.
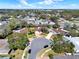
{"left": 37, "top": 56, "right": 49, "bottom": 59}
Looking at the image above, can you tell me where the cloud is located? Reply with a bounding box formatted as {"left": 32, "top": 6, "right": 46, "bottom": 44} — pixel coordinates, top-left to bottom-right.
{"left": 70, "top": 4, "right": 77, "bottom": 7}
{"left": 0, "top": 0, "right": 79, "bottom": 9}
{"left": 19, "top": 0, "right": 46, "bottom": 9}
{"left": 38, "top": 0, "right": 63, "bottom": 5}
{"left": 19, "top": 0, "right": 64, "bottom": 7}
{"left": 55, "top": 4, "right": 79, "bottom": 9}
{"left": 17, "top": 0, "right": 36, "bottom": 9}
{"left": 20, "top": 0, "right": 28, "bottom": 5}
{"left": 38, "top": 0, "right": 53, "bottom": 5}
{"left": 18, "top": 0, "right": 79, "bottom": 9}
{"left": 19, "top": 0, "right": 34, "bottom": 7}
{"left": 0, "top": 0, "right": 78, "bottom": 9}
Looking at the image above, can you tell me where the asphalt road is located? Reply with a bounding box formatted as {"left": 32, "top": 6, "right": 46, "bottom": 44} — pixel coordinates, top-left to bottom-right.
{"left": 28, "top": 37, "right": 51, "bottom": 59}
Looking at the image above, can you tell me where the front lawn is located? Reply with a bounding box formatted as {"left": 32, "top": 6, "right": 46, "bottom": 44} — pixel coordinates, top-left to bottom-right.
{"left": 10, "top": 49, "right": 23, "bottom": 59}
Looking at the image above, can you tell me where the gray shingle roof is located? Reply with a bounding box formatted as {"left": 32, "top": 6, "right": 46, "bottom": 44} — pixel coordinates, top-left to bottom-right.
{"left": 0, "top": 39, "right": 10, "bottom": 54}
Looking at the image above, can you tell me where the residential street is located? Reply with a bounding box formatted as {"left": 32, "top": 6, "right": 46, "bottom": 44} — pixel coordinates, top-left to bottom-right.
{"left": 28, "top": 37, "right": 51, "bottom": 59}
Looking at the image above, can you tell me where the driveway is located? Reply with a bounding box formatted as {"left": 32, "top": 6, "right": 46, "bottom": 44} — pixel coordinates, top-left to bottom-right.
{"left": 28, "top": 37, "right": 51, "bottom": 59}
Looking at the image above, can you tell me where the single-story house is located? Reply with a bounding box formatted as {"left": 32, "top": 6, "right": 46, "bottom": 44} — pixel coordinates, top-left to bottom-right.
{"left": 22, "top": 16, "right": 55, "bottom": 25}
{"left": 49, "top": 28, "right": 69, "bottom": 35}
{"left": 0, "top": 21, "right": 8, "bottom": 26}
{"left": 0, "top": 39, "right": 10, "bottom": 55}
{"left": 13, "top": 28, "right": 27, "bottom": 34}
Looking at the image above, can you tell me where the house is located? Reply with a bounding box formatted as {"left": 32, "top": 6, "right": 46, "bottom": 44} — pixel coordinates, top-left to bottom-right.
{"left": 22, "top": 16, "right": 36, "bottom": 24}
{"left": 58, "top": 18, "right": 73, "bottom": 29}
{"left": 35, "top": 27, "right": 43, "bottom": 37}
{"left": 35, "top": 19, "right": 55, "bottom": 25}
{"left": 27, "top": 17, "right": 36, "bottom": 24}
{"left": 0, "top": 21, "right": 8, "bottom": 26}
{"left": 22, "top": 16, "right": 55, "bottom": 26}
{"left": 0, "top": 39, "right": 10, "bottom": 55}
{"left": 58, "top": 18, "right": 66, "bottom": 29}
{"left": 48, "top": 21, "right": 55, "bottom": 25}
{"left": 49, "top": 28, "right": 69, "bottom": 35}
{"left": 53, "top": 55, "right": 79, "bottom": 59}
{"left": 47, "top": 28, "right": 69, "bottom": 40}
{"left": 63, "top": 36, "right": 79, "bottom": 53}
{"left": 13, "top": 28, "right": 27, "bottom": 34}
{"left": 71, "top": 17, "right": 79, "bottom": 21}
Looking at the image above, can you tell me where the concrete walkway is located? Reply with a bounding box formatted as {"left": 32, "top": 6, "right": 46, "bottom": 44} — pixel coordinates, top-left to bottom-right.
{"left": 22, "top": 46, "right": 30, "bottom": 59}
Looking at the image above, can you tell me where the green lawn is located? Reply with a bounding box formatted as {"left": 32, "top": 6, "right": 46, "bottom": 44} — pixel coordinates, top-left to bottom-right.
{"left": 27, "top": 34, "right": 35, "bottom": 38}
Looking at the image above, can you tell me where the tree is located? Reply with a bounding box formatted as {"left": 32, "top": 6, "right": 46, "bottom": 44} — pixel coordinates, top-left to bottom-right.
{"left": 39, "top": 15, "right": 46, "bottom": 19}
{"left": 41, "top": 27, "right": 49, "bottom": 33}
{"left": 2, "top": 27, "right": 12, "bottom": 38}
{"left": 51, "top": 34, "right": 75, "bottom": 53}
{"left": 0, "top": 24, "right": 12, "bottom": 38}
{"left": 69, "top": 29, "right": 79, "bottom": 37}
{"left": 64, "top": 22, "right": 71, "bottom": 30}
{"left": 50, "top": 16, "right": 59, "bottom": 23}
{"left": 52, "top": 23, "right": 60, "bottom": 29}
{"left": 48, "top": 54, "right": 53, "bottom": 59}
{"left": 71, "top": 24, "right": 77, "bottom": 30}
{"left": 8, "top": 33, "right": 29, "bottom": 50}
{"left": 20, "top": 20, "right": 27, "bottom": 28}
{"left": 27, "top": 24, "right": 34, "bottom": 28}
{"left": 8, "top": 18, "right": 17, "bottom": 30}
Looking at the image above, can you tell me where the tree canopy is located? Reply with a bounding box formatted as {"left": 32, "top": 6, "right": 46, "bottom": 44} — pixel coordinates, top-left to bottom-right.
{"left": 51, "top": 34, "right": 75, "bottom": 53}
{"left": 8, "top": 33, "right": 29, "bottom": 50}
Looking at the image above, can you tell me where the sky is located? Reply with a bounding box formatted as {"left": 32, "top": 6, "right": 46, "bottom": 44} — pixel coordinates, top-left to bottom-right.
{"left": 0, "top": 0, "right": 79, "bottom": 9}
